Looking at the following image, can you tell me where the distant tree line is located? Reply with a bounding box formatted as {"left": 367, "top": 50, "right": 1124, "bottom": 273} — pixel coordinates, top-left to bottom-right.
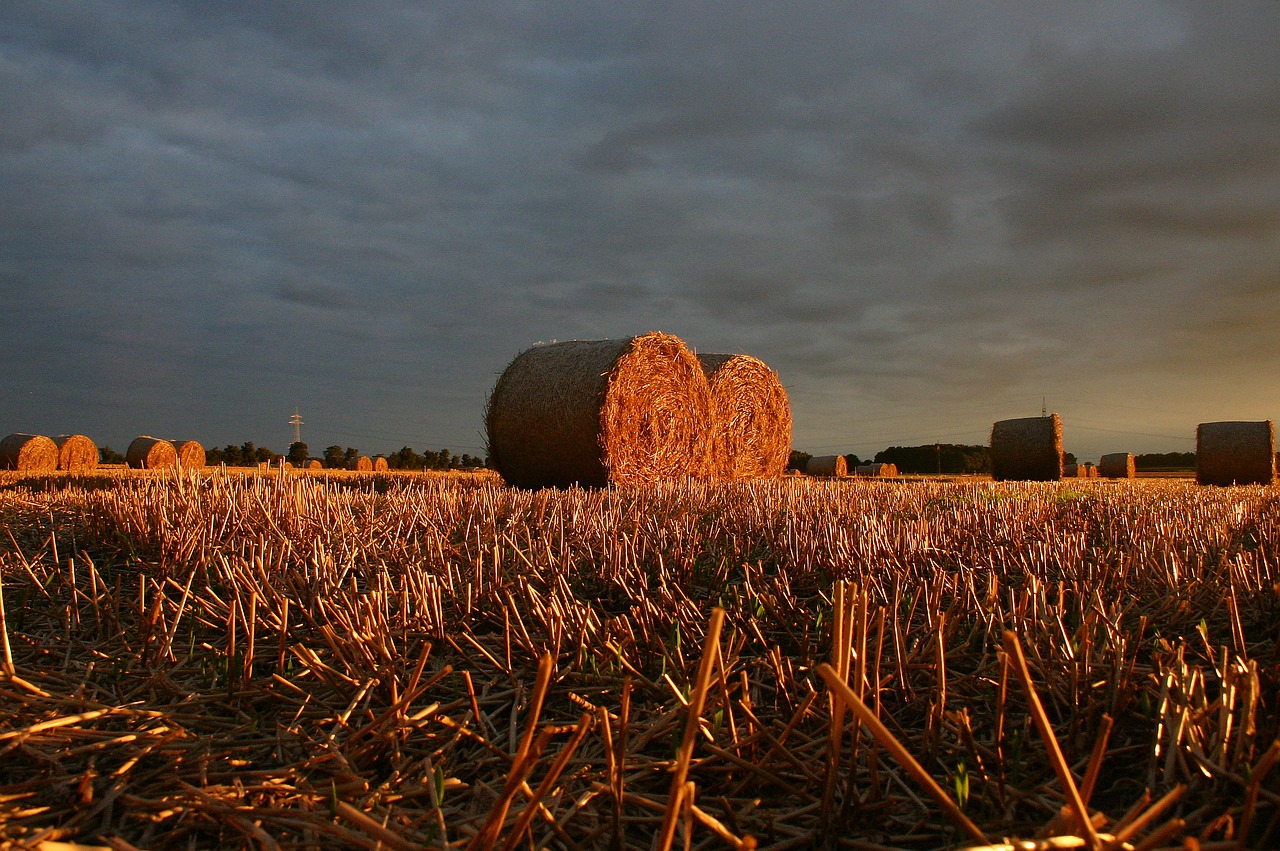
{"left": 179, "top": 441, "right": 487, "bottom": 470}
{"left": 319, "top": 444, "right": 484, "bottom": 470}
{"left": 1135, "top": 452, "right": 1195, "bottom": 471}
{"left": 873, "top": 444, "right": 991, "bottom": 474}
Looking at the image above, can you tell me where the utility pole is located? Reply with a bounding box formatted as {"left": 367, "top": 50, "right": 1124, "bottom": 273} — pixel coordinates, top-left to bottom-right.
{"left": 289, "top": 408, "right": 303, "bottom": 445}
{"left": 1041, "top": 396, "right": 1047, "bottom": 417}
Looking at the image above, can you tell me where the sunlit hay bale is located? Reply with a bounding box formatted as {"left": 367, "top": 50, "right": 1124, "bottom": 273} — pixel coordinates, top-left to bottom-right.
{"left": 126, "top": 436, "right": 177, "bottom": 470}
{"left": 54, "top": 434, "right": 98, "bottom": 472}
{"left": 696, "top": 353, "right": 791, "bottom": 480}
{"left": 486, "top": 332, "right": 712, "bottom": 488}
{"left": 855, "top": 462, "right": 897, "bottom": 477}
{"left": 1196, "top": 421, "right": 1275, "bottom": 486}
{"left": 1063, "top": 463, "right": 1086, "bottom": 478}
{"left": 174, "top": 440, "right": 205, "bottom": 467}
{"left": 348, "top": 456, "right": 373, "bottom": 472}
{"left": 1085, "top": 463, "right": 1098, "bottom": 478}
{"left": 308, "top": 459, "right": 322, "bottom": 470}
{"left": 990, "top": 414, "right": 1063, "bottom": 482}
{"left": 805, "top": 455, "right": 848, "bottom": 477}
{"left": 1099, "top": 453, "right": 1135, "bottom": 479}
{"left": 373, "top": 456, "right": 389, "bottom": 472}
{"left": 0, "top": 433, "right": 58, "bottom": 471}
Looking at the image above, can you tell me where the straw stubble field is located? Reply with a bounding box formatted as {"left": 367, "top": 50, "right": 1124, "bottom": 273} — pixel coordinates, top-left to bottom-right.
{"left": 0, "top": 470, "right": 1277, "bottom": 850}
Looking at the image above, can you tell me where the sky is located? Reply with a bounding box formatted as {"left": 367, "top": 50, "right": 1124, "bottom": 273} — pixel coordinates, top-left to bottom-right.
{"left": 3, "top": 2, "right": 1279, "bottom": 463}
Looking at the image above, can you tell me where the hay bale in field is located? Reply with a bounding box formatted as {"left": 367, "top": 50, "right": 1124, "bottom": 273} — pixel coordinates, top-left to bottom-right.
{"left": 54, "top": 434, "right": 98, "bottom": 472}
{"left": 1085, "top": 463, "right": 1098, "bottom": 478}
{"left": 0, "top": 433, "right": 58, "bottom": 471}
{"left": 373, "top": 456, "right": 389, "bottom": 472}
{"left": 805, "top": 455, "right": 848, "bottom": 477}
{"left": 696, "top": 353, "right": 791, "bottom": 480}
{"left": 990, "top": 415, "right": 1063, "bottom": 482}
{"left": 126, "top": 436, "right": 177, "bottom": 470}
{"left": 1063, "top": 462, "right": 1085, "bottom": 478}
{"left": 1098, "top": 453, "right": 1135, "bottom": 479}
{"left": 349, "top": 456, "right": 373, "bottom": 472}
{"left": 485, "top": 332, "right": 712, "bottom": 488}
{"left": 174, "top": 440, "right": 205, "bottom": 467}
{"left": 308, "top": 459, "right": 322, "bottom": 470}
{"left": 1196, "top": 421, "right": 1275, "bottom": 486}
{"left": 855, "top": 462, "right": 897, "bottom": 477}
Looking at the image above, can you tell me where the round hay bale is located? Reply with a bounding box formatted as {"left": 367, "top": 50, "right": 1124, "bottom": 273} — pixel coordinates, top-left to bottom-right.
{"left": 697, "top": 353, "right": 791, "bottom": 480}
{"left": 1063, "top": 462, "right": 1085, "bottom": 478}
{"left": 308, "top": 459, "right": 323, "bottom": 470}
{"left": 126, "top": 436, "right": 177, "bottom": 470}
{"left": 1098, "top": 453, "right": 1135, "bottom": 479}
{"left": 373, "top": 456, "right": 389, "bottom": 472}
{"left": 805, "top": 455, "right": 848, "bottom": 477}
{"left": 485, "top": 332, "right": 712, "bottom": 489}
{"left": 855, "top": 462, "right": 897, "bottom": 477}
{"left": 54, "top": 434, "right": 98, "bottom": 472}
{"left": 990, "top": 415, "right": 1063, "bottom": 482}
{"left": 1084, "top": 462, "right": 1098, "bottom": 478}
{"left": 1196, "top": 421, "right": 1275, "bottom": 486}
{"left": 173, "top": 440, "right": 205, "bottom": 467}
{"left": 349, "top": 456, "right": 373, "bottom": 472}
{"left": 0, "top": 433, "right": 58, "bottom": 472}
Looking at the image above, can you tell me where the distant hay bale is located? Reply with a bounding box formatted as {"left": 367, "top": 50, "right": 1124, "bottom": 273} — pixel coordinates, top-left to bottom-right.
{"left": 54, "top": 434, "right": 98, "bottom": 472}
{"left": 486, "top": 332, "right": 712, "bottom": 489}
{"left": 373, "top": 456, "right": 389, "bottom": 472}
{"left": 1098, "top": 453, "right": 1135, "bottom": 479}
{"left": 1084, "top": 463, "right": 1098, "bottom": 478}
{"left": 349, "top": 456, "right": 373, "bottom": 472}
{"left": 126, "top": 436, "right": 177, "bottom": 470}
{"left": 805, "top": 455, "right": 848, "bottom": 477}
{"left": 1196, "top": 421, "right": 1275, "bottom": 486}
{"left": 0, "top": 433, "right": 58, "bottom": 472}
{"left": 990, "top": 415, "right": 1063, "bottom": 482}
{"left": 1063, "top": 463, "right": 1085, "bottom": 478}
{"left": 174, "top": 440, "right": 205, "bottom": 467}
{"left": 855, "top": 462, "right": 897, "bottom": 477}
{"left": 696, "top": 353, "right": 791, "bottom": 480}
{"left": 308, "top": 459, "right": 322, "bottom": 470}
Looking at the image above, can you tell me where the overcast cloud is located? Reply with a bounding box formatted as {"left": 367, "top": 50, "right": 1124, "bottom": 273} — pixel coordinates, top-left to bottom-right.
{"left": 3, "top": 1, "right": 1279, "bottom": 461}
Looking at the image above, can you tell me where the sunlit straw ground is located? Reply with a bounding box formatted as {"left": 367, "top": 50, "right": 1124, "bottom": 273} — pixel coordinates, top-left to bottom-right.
{"left": 0, "top": 470, "right": 1276, "bottom": 849}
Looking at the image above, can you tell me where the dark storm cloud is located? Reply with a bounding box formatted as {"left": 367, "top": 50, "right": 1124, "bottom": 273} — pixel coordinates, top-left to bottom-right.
{"left": 3, "top": 1, "right": 1280, "bottom": 459}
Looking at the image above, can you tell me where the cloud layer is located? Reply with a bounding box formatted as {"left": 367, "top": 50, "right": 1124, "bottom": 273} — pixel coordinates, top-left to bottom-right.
{"left": 3, "top": 2, "right": 1279, "bottom": 460}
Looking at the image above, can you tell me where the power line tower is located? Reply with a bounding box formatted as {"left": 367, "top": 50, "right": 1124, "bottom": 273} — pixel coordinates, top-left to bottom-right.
{"left": 289, "top": 408, "right": 304, "bottom": 445}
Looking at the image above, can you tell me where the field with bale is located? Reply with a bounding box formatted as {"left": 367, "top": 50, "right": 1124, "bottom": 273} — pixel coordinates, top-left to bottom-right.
{"left": 0, "top": 470, "right": 1278, "bottom": 850}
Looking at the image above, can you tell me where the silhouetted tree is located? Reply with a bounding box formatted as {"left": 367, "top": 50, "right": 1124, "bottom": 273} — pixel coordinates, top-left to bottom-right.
{"left": 287, "top": 442, "right": 309, "bottom": 466}
{"left": 99, "top": 446, "right": 125, "bottom": 465}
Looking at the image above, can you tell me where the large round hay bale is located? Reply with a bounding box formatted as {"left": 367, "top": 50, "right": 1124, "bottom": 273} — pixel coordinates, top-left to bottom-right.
{"left": 0, "top": 433, "right": 58, "bottom": 472}
{"left": 990, "top": 415, "right": 1063, "bottom": 482}
{"left": 373, "top": 456, "right": 389, "bottom": 472}
{"left": 696, "top": 353, "right": 791, "bottom": 480}
{"left": 126, "top": 436, "right": 177, "bottom": 470}
{"left": 307, "top": 459, "right": 323, "bottom": 470}
{"left": 805, "top": 455, "right": 848, "bottom": 477}
{"left": 855, "top": 462, "right": 897, "bottom": 477}
{"left": 174, "top": 440, "right": 205, "bottom": 467}
{"left": 485, "top": 332, "right": 712, "bottom": 489}
{"left": 54, "top": 434, "right": 98, "bottom": 472}
{"left": 349, "top": 456, "right": 373, "bottom": 472}
{"left": 1098, "top": 453, "right": 1135, "bottom": 479}
{"left": 1196, "top": 421, "right": 1275, "bottom": 486}
{"left": 1084, "top": 462, "right": 1098, "bottom": 478}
